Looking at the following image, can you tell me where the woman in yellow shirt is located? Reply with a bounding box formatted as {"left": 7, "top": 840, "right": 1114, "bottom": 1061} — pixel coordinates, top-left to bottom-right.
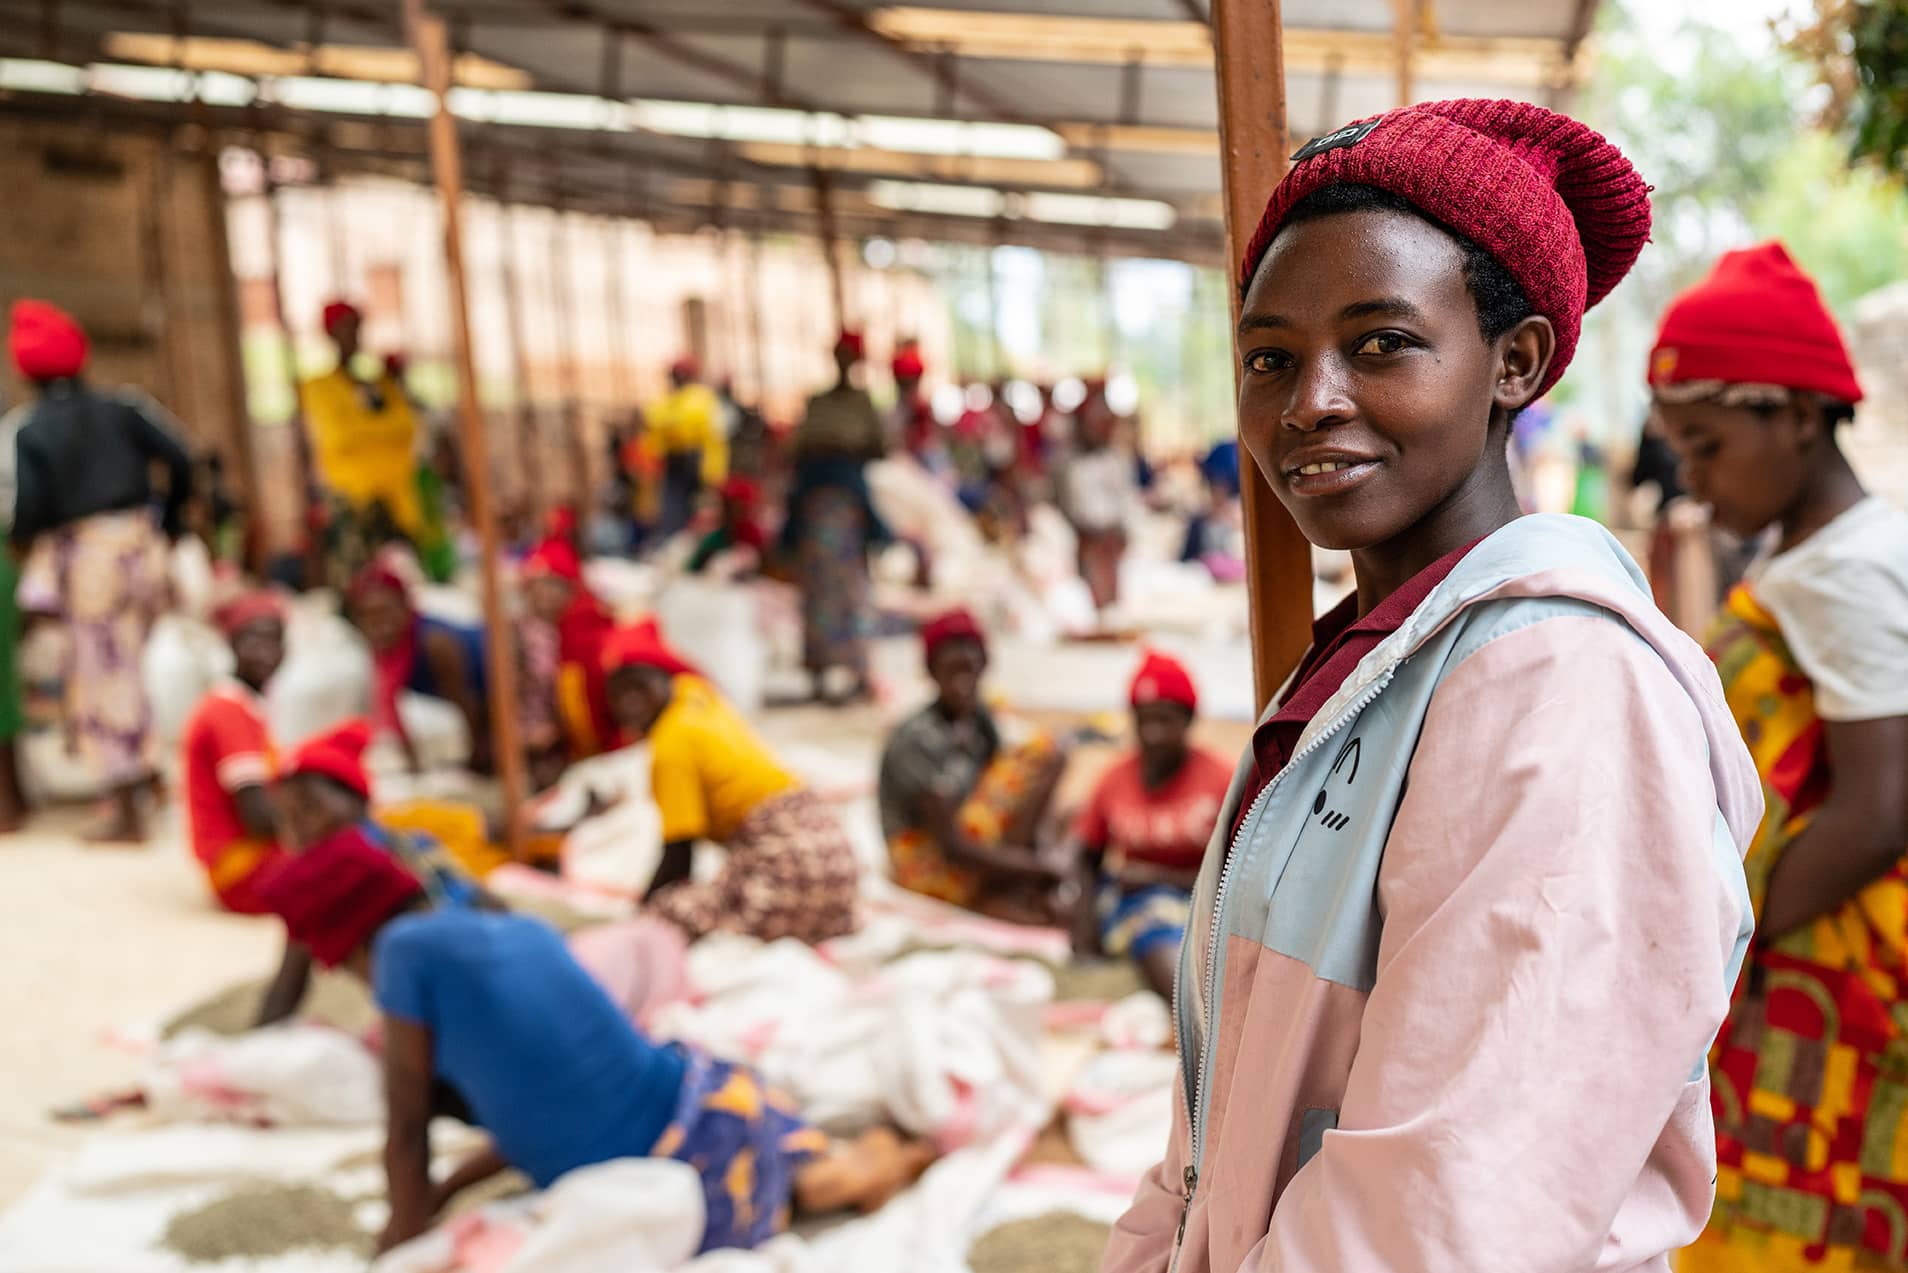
{"left": 603, "top": 621, "right": 858, "bottom": 945}
{"left": 301, "top": 301, "right": 425, "bottom": 589}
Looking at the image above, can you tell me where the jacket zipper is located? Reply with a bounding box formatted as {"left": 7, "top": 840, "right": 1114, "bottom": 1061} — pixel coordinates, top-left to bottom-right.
{"left": 1171, "top": 665, "right": 1398, "bottom": 1269}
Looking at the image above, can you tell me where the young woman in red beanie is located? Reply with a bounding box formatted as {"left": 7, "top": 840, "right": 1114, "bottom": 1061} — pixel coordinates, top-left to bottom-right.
{"left": 1648, "top": 242, "right": 1908, "bottom": 1272}
{"left": 1066, "top": 650, "right": 1233, "bottom": 998}
{"left": 1103, "top": 100, "right": 1759, "bottom": 1273}
{"left": 6, "top": 299, "right": 195, "bottom": 842}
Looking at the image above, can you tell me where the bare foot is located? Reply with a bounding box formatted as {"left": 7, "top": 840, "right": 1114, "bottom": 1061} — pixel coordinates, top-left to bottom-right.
{"left": 84, "top": 793, "right": 146, "bottom": 845}
{"left": 845, "top": 1127, "right": 937, "bottom": 1213}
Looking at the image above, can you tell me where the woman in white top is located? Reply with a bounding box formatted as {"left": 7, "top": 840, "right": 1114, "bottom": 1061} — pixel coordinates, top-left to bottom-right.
{"left": 1651, "top": 241, "right": 1908, "bottom": 1271}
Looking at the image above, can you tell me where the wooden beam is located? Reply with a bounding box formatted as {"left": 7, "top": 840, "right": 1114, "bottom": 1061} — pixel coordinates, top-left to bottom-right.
{"left": 1212, "top": 0, "right": 1312, "bottom": 709}
{"left": 867, "top": 8, "right": 1576, "bottom": 86}
{"left": 403, "top": 0, "right": 529, "bottom": 853}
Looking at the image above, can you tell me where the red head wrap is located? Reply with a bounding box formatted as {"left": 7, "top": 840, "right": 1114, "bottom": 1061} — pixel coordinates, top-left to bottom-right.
{"left": 345, "top": 562, "right": 412, "bottom": 611}
{"left": 892, "top": 347, "right": 926, "bottom": 380}
{"left": 1129, "top": 650, "right": 1198, "bottom": 713}
{"left": 213, "top": 590, "right": 288, "bottom": 638}
{"left": 920, "top": 608, "right": 986, "bottom": 665}
{"left": 9, "top": 299, "right": 89, "bottom": 381}
{"left": 283, "top": 719, "right": 375, "bottom": 801}
{"left": 1648, "top": 241, "right": 1862, "bottom": 404}
{"left": 321, "top": 299, "right": 361, "bottom": 335}
{"left": 601, "top": 618, "right": 700, "bottom": 678}
{"left": 670, "top": 356, "right": 700, "bottom": 380}
{"left": 836, "top": 330, "right": 866, "bottom": 360}
{"left": 522, "top": 537, "right": 584, "bottom": 585}
{"left": 1241, "top": 99, "right": 1652, "bottom": 397}
{"left": 253, "top": 829, "right": 424, "bottom": 968}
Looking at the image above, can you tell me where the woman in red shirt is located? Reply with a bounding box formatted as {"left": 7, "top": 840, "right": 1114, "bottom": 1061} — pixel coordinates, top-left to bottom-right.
{"left": 1070, "top": 651, "right": 1233, "bottom": 997}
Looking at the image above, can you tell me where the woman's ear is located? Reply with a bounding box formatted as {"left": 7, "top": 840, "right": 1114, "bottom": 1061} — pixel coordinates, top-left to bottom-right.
{"left": 1493, "top": 315, "right": 1557, "bottom": 414}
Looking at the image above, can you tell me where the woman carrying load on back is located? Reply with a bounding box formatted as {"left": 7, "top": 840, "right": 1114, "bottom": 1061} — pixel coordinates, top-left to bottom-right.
{"left": 1649, "top": 243, "right": 1908, "bottom": 1272}
{"left": 1101, "top": 99, "right": 1760, "bottom": 1273}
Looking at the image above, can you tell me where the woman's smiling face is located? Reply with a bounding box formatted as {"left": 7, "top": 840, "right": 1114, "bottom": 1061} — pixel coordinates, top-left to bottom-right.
{"left": 1236, "top": 207, "right": 1547, "bottom": 553}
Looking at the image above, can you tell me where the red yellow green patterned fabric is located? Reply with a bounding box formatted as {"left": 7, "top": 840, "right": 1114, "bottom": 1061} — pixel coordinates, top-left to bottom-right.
{"left": 1684, "top": 583, "right": 1908, "bottom": 1270}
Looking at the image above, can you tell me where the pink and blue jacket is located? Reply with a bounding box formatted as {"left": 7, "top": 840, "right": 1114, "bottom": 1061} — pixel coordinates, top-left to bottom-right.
{"left": 1102, "top": 514, "right": 1760, "bottom": 1273}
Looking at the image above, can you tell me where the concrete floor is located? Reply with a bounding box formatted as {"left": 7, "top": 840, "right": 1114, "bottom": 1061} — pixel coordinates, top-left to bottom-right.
{"left": 0, "top": 801, "right": 280, "bottom": 1205}
{"left": 0, "top": 670, "right": 1255, "bottom": 1213}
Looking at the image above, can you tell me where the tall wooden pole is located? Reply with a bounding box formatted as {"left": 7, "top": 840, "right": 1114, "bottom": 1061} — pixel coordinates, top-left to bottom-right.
{"left": 547, "top": 204, "right": 591, "bottom": 510}
{"left": 404, "top": 0, "right": 528, "bottom": 852}
{"left": 1213, "top": 0, "right": 1313, "bottom": 708}
{"left": 1392, "top": 0, "right": 1418, "bottom": 107}
{"left": 259, "top": 161, "right": 320, "bottom": 569}
{"left": 811, "top": 168, "right": 848, "bottom": 333}
{"left": 492, "top": 161, "right": 544, "bottom": 520}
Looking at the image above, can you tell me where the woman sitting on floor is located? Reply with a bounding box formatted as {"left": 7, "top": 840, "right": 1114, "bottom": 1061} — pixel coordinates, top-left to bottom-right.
{"left": 345, "top": 561, "right": 493, "bottom": 774}
{"left": 519, "top": 535, "right": 616, "bottom": 762}
{"left": 1067, "top": 651, "right": 1233, "bottom": 998}
{"left": 685, "top": 476, "right": 769, "bottom": 577}
{"left": 255, "top": 837, "right": 933, "bottom": 1258}
{"left": 877, "top": 609, "right": 1068, "bottom": 921}
{"left": 602, "top": 620, "right": 860, "bottom": 945}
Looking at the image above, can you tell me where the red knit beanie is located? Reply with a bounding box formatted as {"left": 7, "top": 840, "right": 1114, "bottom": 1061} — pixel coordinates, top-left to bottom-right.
{"left": 1242, "top": 99, "right": 1652, "bottom": 396}
{"left": 284, "top": 719, "right": 375, "bottom": 801}
{"left": 1130, "top": 651, "right": 1198, "bottom": 713}
{"left": 920, "top": 608, "right": 986, "bottom": 665}
{"left": 320, "top": 299, "right": 361, "bottom": 335}
{"left": 1648, "top": 241, "right": 1862, "bottom": 404}
{"left": 9, "top": 299, "right": 89, "bottom": 381}
{"left": 254, "top": 826, "right": 424, "bottom": 968}
{"left": 600, "top": 618, "right": 701, "bottom": 678}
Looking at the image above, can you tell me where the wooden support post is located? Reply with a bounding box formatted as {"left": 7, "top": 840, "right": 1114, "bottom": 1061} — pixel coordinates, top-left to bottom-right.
{"left": 811, "top": 168, "right": 847, "bottom": 333}
{"left": 748, "top": 225, "right": 771, "bottom": 407}
{"left": 1212, "top": 0, "right": 1313, "bottom": 708}
{"left": 493, "top": 171, "right": 544, "bottom": 522}
{"left": 404, "top": 0, "right": 528, "bottom": 853}
{"left": 1391, "top": 0, "right": 1418, "bottom": 107}
{"left": 547, "top": 203, "right": 591, "bottom": 511}
{"left": 259, "top": 155, "right": 319, "bottom": 568}
{"left": 199, "top": 148, "right": 262, "bottom": 568}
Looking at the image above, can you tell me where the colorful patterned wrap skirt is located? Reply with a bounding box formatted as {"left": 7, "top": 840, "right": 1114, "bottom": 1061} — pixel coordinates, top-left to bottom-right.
{"left": 649, "top": 789, "right": 859, "bottom": 946}
{"left": 887, "top": 734, "right": 1060, "bottom": 910}
{"left": 1681, "top": 584, "right": 1908, "bottom": 1271}
{"left": 17, "top": 508, "right": 169, "bottom": 786}
{"left": 651, "top": 1045, "right": 829, "bottom": 1253}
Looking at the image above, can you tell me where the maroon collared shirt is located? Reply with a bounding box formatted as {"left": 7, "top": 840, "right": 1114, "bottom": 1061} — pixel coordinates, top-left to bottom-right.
{"left": 1231, "top": 538, "right": 1483, "bottom": 840}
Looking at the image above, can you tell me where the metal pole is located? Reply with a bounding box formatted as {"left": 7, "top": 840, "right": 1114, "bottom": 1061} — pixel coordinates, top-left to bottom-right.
{"left": 1212, "top": 0, "right": 1313, "bottom": 707}
{"left": 404, "top": 0, "right": 528, "bottom": 852}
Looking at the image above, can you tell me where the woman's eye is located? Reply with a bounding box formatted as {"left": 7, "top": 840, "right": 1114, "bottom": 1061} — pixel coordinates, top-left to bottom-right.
{"left": 1353, "top": 332, "right": 1409, "bottom": 356}
{"left": 1243, "top": 349, "right": 1290, "bottom": 375}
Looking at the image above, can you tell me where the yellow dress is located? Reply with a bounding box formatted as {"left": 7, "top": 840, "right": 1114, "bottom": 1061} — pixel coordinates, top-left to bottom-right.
{"left": 300, "top": 366, "right": 424, "bottom": 538}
